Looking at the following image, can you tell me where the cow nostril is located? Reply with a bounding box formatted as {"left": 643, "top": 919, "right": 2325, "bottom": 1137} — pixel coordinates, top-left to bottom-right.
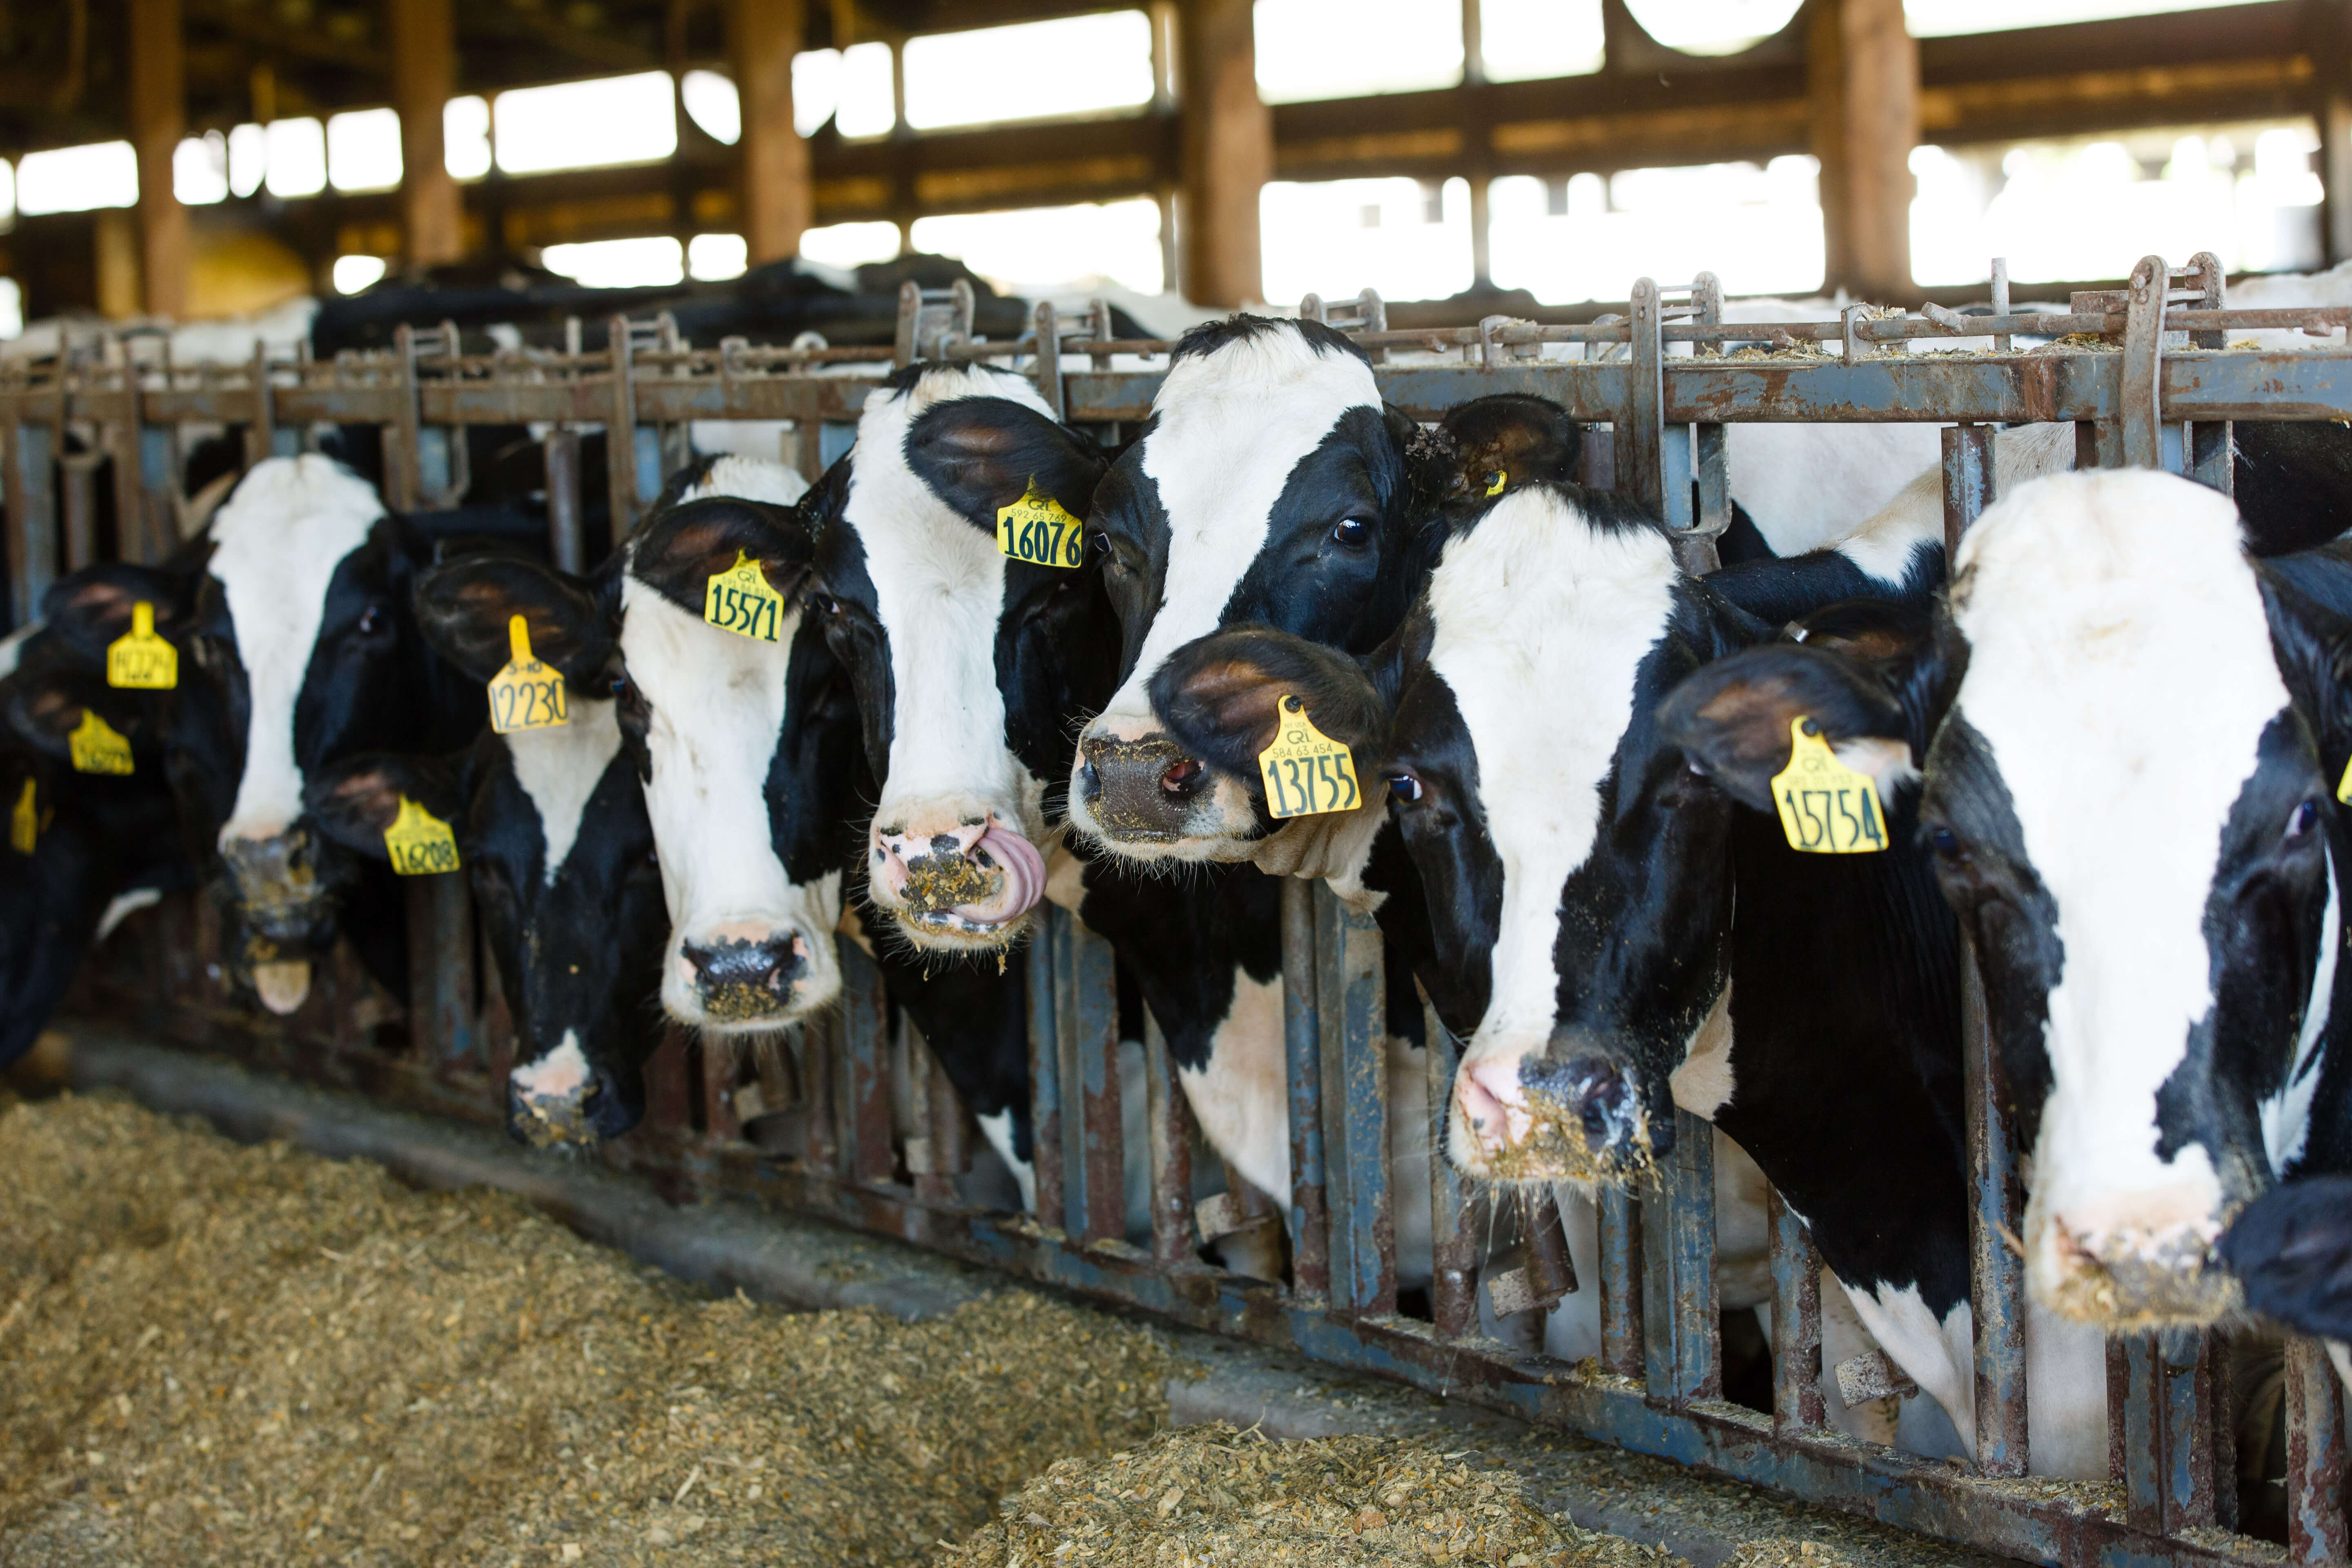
{"left": 1161, "top": 758, "right": 1205, "bottom": 795}
{"left": 930, "top": 833, "right": 961, "bottom": 854}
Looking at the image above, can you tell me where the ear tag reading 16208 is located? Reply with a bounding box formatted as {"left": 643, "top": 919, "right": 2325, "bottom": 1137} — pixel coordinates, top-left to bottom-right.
{"left": 703, "top": 551, "right": 784, "bottom": 643}
{"left": 106, "top": 601, "right": 176, "bottom": 690}
{"left": 10, "top": 779, "right": 37, "bottom": 854}
{"left": 1771, "top": 716, "right": 1886, "bottom": 854}
{"left": 384, "top": 795, "right": 460, "bottom": 876}
{"left": 68, "top": 710, "right": 134, "bottom": 775}
{"left": 1257, "top": 694, "right": 1363, "bottom": 820}
{"left": 487, "top": 615, "right": 568, "bottom": 735}
{"left": 996, "top": 479, "right": 1086, "bottom": 569}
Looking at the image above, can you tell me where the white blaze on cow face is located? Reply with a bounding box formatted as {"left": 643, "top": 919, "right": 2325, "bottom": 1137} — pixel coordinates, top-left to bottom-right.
{"left": 617, "top": 577, "right": 843, "bottom": 1032}
{"left": 1430, "top": 494, "right": 1682, "bottom": 1180}
{"left": 206, "top": 455, "right": 383, "bottom": 847}
{"left": 1948, "top": 470, "right": 2295, "bottom": 1327}
{"left": 506, "top": 696, "right": 622, "bottom": 885}
{"left": 1067, "top": 328, "right": 1383, "bottom": 858}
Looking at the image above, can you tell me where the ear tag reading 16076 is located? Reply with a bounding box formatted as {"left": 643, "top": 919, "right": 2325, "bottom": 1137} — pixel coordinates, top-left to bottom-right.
{"left": 384, "top": 795, "right": 460, "bottom": 876}
{"left": 68, "top": 710, "right": 134, "bottom": 775}
{"left": 995, "top": 479, "right": 1086, "bottom": 569}
{"left": 106, "top": 601, "right": 176, "bottom": 690}
{"left": 1771, "top": 716, "right": 1886, "bottom": 854}
{"left": 487, "top": 615, "right": 568, "bottom": 735}
{"left": 703, "top": 551, "right": 784, "bottom": 643}
{"left": 1257, "top": 694, "right": 1363, "bottom": 820}
{"left": 10, "top": 779, "right": 37, "bottom": 854}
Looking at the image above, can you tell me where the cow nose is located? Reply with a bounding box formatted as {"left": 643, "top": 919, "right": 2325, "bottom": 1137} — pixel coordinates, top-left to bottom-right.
{"left": 1526, "top": 1052, "right": 1642, "bottom": 1156}
{"left": 678, "top": 933, "right": 807, "bottom": 1022}
{"left": 871, "top": 813, "right": 1046, "bottom": 933}
{"left": 508, "top": 1067, "right": 606, "bottom": 1149}
{"left": 1078, "top": 732, "right": 1203, "bottom": 840}
{"left": 2038, "top": 1189, "right": 2236, "bottom": 1327}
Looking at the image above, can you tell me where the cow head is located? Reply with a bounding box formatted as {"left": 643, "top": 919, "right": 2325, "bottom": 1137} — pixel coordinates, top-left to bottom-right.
{"left": 798, "top": 362, "right": 1116, "bottom": 954}
{"left": 1069, "top": 326, "right": 1521, "bottom": 866}
{"left": 1670, "top": 470, "right": 2352, "bottom": 1331}
{"left": 416, "top": 459, "right": 861, "bottom": 1037}
{"left": 307, "top": 713, "right": 669, "bottom": 1146}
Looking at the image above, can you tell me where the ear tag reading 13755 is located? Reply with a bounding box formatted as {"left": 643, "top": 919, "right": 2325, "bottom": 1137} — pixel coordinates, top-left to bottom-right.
{"left": 106, "top": 601, "right": 176, "bottom": 690}
{"left": 487, "top": 615, "right": 568, "bottom": 735}
{"left": 68, "top": 710, "right": 134, "bottom": 775}
{"left": 10, "top": 779, "right": 36, "bottom": 854}
{"left": 384, "top": 795, "right": 460, "bottom": 876}
{"left": 1257, "top": 694, "right": 1363, "bottom": 820}
{"left": 1770, "top": 716, "right": 1886, "bottom": 854}
{"left": 703, "top": 551, "right": 784, "bottom": 643}
{"left": 995, "top": 479, "right": 1086, "bottom": 569}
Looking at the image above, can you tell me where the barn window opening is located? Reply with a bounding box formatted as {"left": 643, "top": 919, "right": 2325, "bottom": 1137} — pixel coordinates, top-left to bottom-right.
{"left": 333, "top": 255, "right": 389, "bottom": 295}
{"left": 903, "top": 12, "right": 1153, "bottom": 131}
{"left": 0, "top": 278, "right": 19, "bottom": 340}
{"left": 14, "top": 142, "right": 138, "bottom": 216}
{"left": 1906, "top": 0, "right": 2268, "bottom": 32}
{"left": 797, "top": 220, "right": 902, "bottom": 272}
{"left": 327, "top": 108, "right": 403, "bottom": 192}
{"left": 1624, "top": 0, "right": 1801, "bottom": 56}
{"left": 910, "top": 198, "right": 1164, "bottom": 296}
{"left": 263, "top": 118, "right": 327, "bottom": 199}
{"left": 494, "top": 72, "right": 676, "bottom": 176}
{"left": 793, "top": 44, "right": 896, "bottom": 139}
{"left": 1488, "top": 157, "right": 1822, "bottom": 303}
{"left": 689, "top": 234, "right": 748, "bottom": 281}
{"left": 1263, "top": 177, "right": 1472, "bottom": 305}
{"left": 1480, "top": 0, "right": 1604, "bottom": 80}
{"left": 539, "top": 236, "right": 686, "bottom": 289}
{"left": 1255, "top": 0, "right": 1462, "bottom": 102}
{"left": 445, "top": 97, "right": 492, "bottom": 180}
{"left": 682, "top": 70, "right": 740, "bottom": 145}
{"left": 0, "top": 161, "right": 13, "bottom": 228}
{"left": 227, "top": 123, "right": 266, "bottom": 197}
{"left": 174, "top": 133, "right": 228, "bottom": 205}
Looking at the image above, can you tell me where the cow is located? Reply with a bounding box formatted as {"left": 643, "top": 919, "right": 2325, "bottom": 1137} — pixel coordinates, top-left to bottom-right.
{"left": 34, "top": 457, "right": 483, "bottom": 1015}
{"left": 1146, "top": 435, "right": 2109, "bottom": 1474}
{"left": 1673, "top": 470, "right": 2352, "bottom": 1341}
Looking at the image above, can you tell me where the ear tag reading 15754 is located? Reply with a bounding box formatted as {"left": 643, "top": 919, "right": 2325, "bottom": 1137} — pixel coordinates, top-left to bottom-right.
{"left": 703, "top": 550, "right": 784, "bottom": 643}
{"left": 68, "top": 710, "right": 134, "bottom": 775}
{"left": 106, "top": 601, "right": 176, "bottom": 690}
{"left": 487, "top": 615, "right": 568, "bottom": 735}
{"left": 10, "top": 779, "right": 36, "bottom": 854}
{"left": 384, "top": 795, "right": 460, "bottom": 876}
{"left": 1770, "top": 716, "right": 1886, "bottom": 854}
{"left": 995, "top": 479, "right": 1086, "bottom": 569}
{"left": 1257, "top": 694, "right": 1363, "bottom": 820}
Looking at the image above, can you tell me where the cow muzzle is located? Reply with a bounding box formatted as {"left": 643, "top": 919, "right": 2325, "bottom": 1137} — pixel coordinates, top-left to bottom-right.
{"left": 2030, "top": 1185, "right": 2240, "bottom": 1329}
{"left": 1450, "top": 1039, "right": 1654, "bottom": 1185}
{"left": 868, "top": 812, "right": 1045, "bottom": 947}
{"left": 668, "top": 920, "right": 830, "bottom": 1031}
{"left": 1074, "top": 726, "right": 1254, "bottom": 855}
{"left": 218, "top": 828, "right": 337, "bottom": 1015}
{"left": 507, "top": 1047, "right": 635, "bottom": 1148}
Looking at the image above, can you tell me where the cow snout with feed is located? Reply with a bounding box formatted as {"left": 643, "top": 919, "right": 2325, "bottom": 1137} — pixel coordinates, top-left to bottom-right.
{"left": 1455, "top": 1037, "right": 1651, "bottom": 1182}
{"left": 216, "top": 824, "right": 338, "bottom": 1013}
{"left": 869, "top": 812, "right": 1047, "bottom": 937}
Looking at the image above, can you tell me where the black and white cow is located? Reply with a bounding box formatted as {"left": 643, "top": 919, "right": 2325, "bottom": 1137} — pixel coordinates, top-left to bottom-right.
{"left": 36, "top": 457, "right": 482, "bottom": 1014}
{"left": 1681, "top": 470, "right": 2352, "bottom": 1339}
{"left": 1149, "top": 444, "right": 2108, "bottom": 1474}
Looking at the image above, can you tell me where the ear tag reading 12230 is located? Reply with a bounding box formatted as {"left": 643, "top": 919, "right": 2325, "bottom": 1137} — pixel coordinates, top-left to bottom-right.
{"left": 10, "top": 779, "right": 36, "bottom": 854}
{"left": 106, "top": 601, "right": 176, "bottom": 690}
{"left": 384, "top": 795, "right": 460, "bottom": 876}
{"left": 703, "top": 550, "right": 784, "bottom": 643}
{"left": 68, "top": 710, "right": 134, "bottom": 775}
{"left": 1770, "top": 716, "right": 1886, "bottom": 854}
{"left": 487, "top": 615, "right": 568, "bottom": 735}
{"left": 1257, "top": 694, "right": 1363, "bottom": 820}
{"left": 996, "top": 479, "right": 1086, "bottom": 569}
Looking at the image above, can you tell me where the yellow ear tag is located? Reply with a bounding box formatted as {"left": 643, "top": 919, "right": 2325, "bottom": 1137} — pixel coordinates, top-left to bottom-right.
{"left": 1485, "top": 469, "right": 1507, "bottom": 496}
{"left": 67, "top": 710, "right": 134, "bottom": 775}
{"left": 106, "top": 601, "right": 176, "bottom": 690}
{"left": 1256, "top": 694, "right": 1363, "bottom": 820}
{"left": 995, "top": 479, "right": 1086, "bottom": 569}
{"left": 384, "top": 795, "right": 461, "bottom": 876}
{"left": 2335, "top": 752, "right": 2352, "bottom": 806}
{"left": 1770, "top": 717, "right": 1887, "bottom": 854}
{"left": 486, "top": 614, "right": 569, "bottom": 735}
{"left": 10, "top": 779, "right": 35, "bottom": 854}
{"left": 702, "top": 550, "right": 785, "bottom": 643}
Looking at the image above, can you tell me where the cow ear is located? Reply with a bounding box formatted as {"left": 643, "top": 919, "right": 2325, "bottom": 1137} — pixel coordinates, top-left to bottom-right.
{"left": 903, "top": 396, "right": 1110, "bottom": 528}
{"left": 1150, "top": 624, "right": 1388, "bottom": 778}
{"left": 1659, "top": 637, "right": 1922, "bottom": 813}
{"left": 416, "top": 555, "right": 613, "bottom": 690}
{"left": 1436, "top": 394, "right": 1585, "bottom": 500}
{"left": 4, "top": 667, "right": 148, "bottom": 761}
{"left": 40, "top": 563, "right": 188, "bottom": 668}
{"left": 305, "top": 751, "right": 469, "bottom": 860}
{"left": 628, "top": 495, "right": 814, "bottom": 616}
{"left": 2221, "top": 1175, "right": 2352, "bottom": 1343}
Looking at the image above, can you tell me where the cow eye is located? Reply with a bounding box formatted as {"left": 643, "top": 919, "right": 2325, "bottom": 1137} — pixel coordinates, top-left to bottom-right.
{"left": 1927, "top": 826, "right": 1964, "bottom": 860}
{"left": 1388, "top": 773, "right": 1422, "bottom": 804}
{"left": 357, "top": 606, "right": 386, "bottom": 636}
{"left": 1332, "top": 515, "right": 1373, "bottom": 549}
{"left": 811, "top": 592, "right": 839, "bottom": 617}
{"left": 2287, "top": 799, "right": 2321, "bottom": 839}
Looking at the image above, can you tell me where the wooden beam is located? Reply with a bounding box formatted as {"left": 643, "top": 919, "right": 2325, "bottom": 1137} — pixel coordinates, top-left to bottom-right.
{"left": 1809, "top": 0, "right": 1917, "bottom": 302}
{"left": 1176, "top": 0, "right": 1269, "bottom": 307}
{"left": 730, "top": 0, "right": 811, "bottom": 265}
{"left": 390, "top": 0, "right": 464, "bottom": 268}
{"left": 128, "top": 0, "right": 192, "bottom": 318}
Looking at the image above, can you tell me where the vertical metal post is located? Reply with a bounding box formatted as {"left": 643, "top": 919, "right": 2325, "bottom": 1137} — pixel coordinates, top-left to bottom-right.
{"left": 1641, "top": 1109, "right": 1719, "bottom": 1404}
{"left": 59, "top": 450, "right": 98, "bottom": 572}
{"left": 701, "top": 1033, "right": 742, "bottom": 1143}
{"left": 801, "top": 1007, "right": 839, "bottom": 1177}
{"left": 543, "top": 427, "right": 584, "bottom": 574}
{"left": 1032, "top": 300, "right": 1065, "bottom": 421}
{"left": 1055, "top": 911, "right": 1123, "bottom": 1245}
{"left": 840, "top": 936, "right": 895, "bottom": 1187}
{"left": 2286, "top": 1336, "right": 2350, "bottom": 1564}
{"left": 1962, "top": 935, "right": 2029, "bottom": 1475}
{"left": 606, "top": 316, "right": 640, "bottom": 538}
{"left": 1282, "top": 877, "right": 1330, "bottom": 1300}
{"left": 1768, "top": 1185, "right": 1826, "bottom": 1434}
{"left": 243, "top": 340, "right": 275, "bottom": 471}
{"left": 795, "top": 418, "right": 825, "bottom": 486}
{"left": 2184, "top": 251, "right": 2233, "bottom": 496}
{"left": 8, "top": 415, "right": 57, "bottom": 628}
{"left": 904, "top": 1020, "right": 953, "bottom": 1205}
{"left": 1422, "top": 991, "right": 1478, "bottom": 1339}
{"left": 925, "top": 1036, "right": 968, "bottom": 1196}
{"left": 2123, "top": 1329, "right": 2224, "bottom": 1532}
{"left": 1617, "top": 278, "right": 1664, "bottom": 519}
{"left": 1315, "top": 883, "right": 1394, "bottom": 1318}
{"left": 1027, "top": 907, "right": 1067, "bottom": 1229}
{"left": 2118, "top": 254, "right": 2168, "bottom": 472}
{"left": 1144, "top": 1011, "right": 1198, "bottom": 1266}
{"left": 1990, "top": 256, "right": 2012, "bottom": 354}
{"left": 1942, "top": 424, "right": 1993, "bottom": 542}
{"left": 138, "top": 423, "right": 177, "bottom": 561}
{"left": 1599, "top": 1185, "right": 1644, "bottom": 1379}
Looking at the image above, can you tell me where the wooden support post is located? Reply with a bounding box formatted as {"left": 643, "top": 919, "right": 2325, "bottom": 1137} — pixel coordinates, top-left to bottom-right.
{"left": 731, "top": 0, "right": 811, "bottom": 266}
{"left": 391, "top": 0, "right": 464, "bottom": 269}
{"left": 128, "top": 0, "right": 190, "bottom": 320}
{"left": 1176, "top": 0, "right": 1270, "bottom": 307}
{"left": 1808, "top": 0, "right": 1917, "bottom": 302}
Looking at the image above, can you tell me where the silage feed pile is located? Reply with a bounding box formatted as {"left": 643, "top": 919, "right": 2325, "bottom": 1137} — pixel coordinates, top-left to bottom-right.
{"left": 942, "top": 1424, "right": 1683, "bottom": 1568}
{"left": 0, "top": 1093, "right": 1177, "bottom": 1567}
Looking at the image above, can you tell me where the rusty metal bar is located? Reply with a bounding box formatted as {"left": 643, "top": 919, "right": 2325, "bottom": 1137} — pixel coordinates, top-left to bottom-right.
{"left": 1033, "top": 300, "right": 1064, "bottom": 421}
{"left": 2120, "top": 255, "right": 2169, "bottom": 471}
{"left": 840, "top": 936, "right": 895, "bottom": 1187}
{"left": 904, "top": 1020, "right": 953, "bottom": 1205}
{"left": 59, "top": 449, "right": 99, "bottom": 572}
{"left": 800, "top": 1008, "right": 839, "bottom": 1177}
{"left": 606, "top": 316, "right": 640, "bottom": 537}
{"left": 1143, "top": 1010, "right": 1196, "bottom": 1266}
{"left": 1768, "top": 1185, "right": 1826, "bottom": 1435}
{"left": 700, "top": 1034, "right": 742, "bottom": 1144}
{"left": 7, "top": 412, "right": 56, "bottom": 628}
{"left": 243, "top": 341, "right": 276, "bottom": 471}
{"left": 927, "top": 1033, "right": 968, "bottom": 1195}
{"left": 2123, "top": 1330, "right": 2225, "bottom": 1533}
{"left": 1641, "top": 1109, "right": 1718, "bottom": 1405}
{"left": 543, "top": 427, "right": 585, "bottom": 573}
{"left": 2286, "top": 1336, "right": 2349, "bottom": 1564}
{"left": 1617, "top": 276, "right": 1664, "bottom": 519}
{"left": 1054, "top": 911, "right": 1123, "bottom": 1245}
{"left": 1961, "top": 934, "right": 2030, "bottom": 1476}
{"left": 1027, "top": 906, "right": 1067, "bottom": 1229}
{"left": 1599, "top": 1185, "right": 1643, "bottom": 1380}
{"left": 1282, "top": 876, "right": 1330, "bottom": 1301}
{"left": 1421, "top": 989, "right": 1477, "bottom": 1339}
{"left": 1943, "top": 424, "right": 1993, "bottom": 541}
{"left": 1315, "top": 882, "right": 1394, "bottom": 1319}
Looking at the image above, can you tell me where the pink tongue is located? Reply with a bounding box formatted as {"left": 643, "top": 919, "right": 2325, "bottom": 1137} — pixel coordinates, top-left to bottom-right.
{"left": 953, "top": 822, "right": 1046, "bottom": 925}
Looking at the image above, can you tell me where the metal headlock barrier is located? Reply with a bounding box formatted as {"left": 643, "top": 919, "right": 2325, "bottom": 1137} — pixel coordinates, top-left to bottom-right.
{"left": 23, "top": 253, "right": 2352, "bottom": 1567}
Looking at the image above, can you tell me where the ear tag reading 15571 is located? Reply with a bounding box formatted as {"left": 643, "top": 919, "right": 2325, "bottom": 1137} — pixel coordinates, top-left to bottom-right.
{"left": 703, "top": 550, "right": 784, "bottom": 643}
{"left": 384, "top": 795, "right": 461, "bottom": 876}
{"left": 68, "top": 710, "right": 134, "bottom": 775}
{"left": 10, "top": 779, "right": 36, "bottom": 854}
{"left": 1257, "top": 694, "right": 1363, "bottom": 820}
{"left": 1771, "top": 716, "right": 1886, "bottom": 854}
{"left": 106, "top": 601, "right": 176, "bottom": 690}
{"left": 487, "top": 614, "right": 568, "bottom": 735}
{"left": 995, "top": 479, "right": 1086, "bottom": 569}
